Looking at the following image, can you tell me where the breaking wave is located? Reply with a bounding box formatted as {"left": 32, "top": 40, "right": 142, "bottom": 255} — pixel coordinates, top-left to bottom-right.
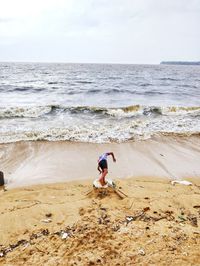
{"left": 0, "top": 106, "right": 52, "bottom": 118}
{"left": 1, "top": 105, "right": 200, "bottom": 119}
{"left": 0, "top": 126, "right": 200, "bottom": 144}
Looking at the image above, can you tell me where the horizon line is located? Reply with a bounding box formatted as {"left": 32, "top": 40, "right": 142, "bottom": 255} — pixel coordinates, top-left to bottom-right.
{"left": 0, "top": 60, "right": 161, "bottom": 65}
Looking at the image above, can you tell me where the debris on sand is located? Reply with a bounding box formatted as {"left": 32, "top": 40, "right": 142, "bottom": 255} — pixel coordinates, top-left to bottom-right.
{"left": 143, "top": 207, "right": 150, "bottom": 212}
{"left": 138, "top": 248, "right": 146, "bottom": 256}
{"left": 41, "top": 218, "right": 52, "bottom": 223}
{"left": 126, "top": 216, "right": 134, "bottom": 224}
{"left": 178, "top": 215, "right": 187, "bottom": 222}
{"left": 61, "top": 232, "right": 69, "bottom": 239}
{"left": 171, "top": 180, "right": 192, "bottom": 186}
{"left": 187, "top": 215, "right": 198, "bottom": 227}
{"left": 0, "top": 239, "right": 29, "bottom": 257}
{"left": 0, "top": 227, "right": 73, "bottom": 258}
{"left": 45, "top": 213, "right": 52, "bottom": 218}
{"left": 193, "top": 205, "right": 200, "bottom": 209}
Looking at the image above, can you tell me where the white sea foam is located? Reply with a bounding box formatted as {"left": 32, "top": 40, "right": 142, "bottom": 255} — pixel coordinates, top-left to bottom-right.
{"left": 0, "top": 106, "right": 52, "bottom": 118}
{"left": 0, "top": 113, "right": 199, "bottom": 144}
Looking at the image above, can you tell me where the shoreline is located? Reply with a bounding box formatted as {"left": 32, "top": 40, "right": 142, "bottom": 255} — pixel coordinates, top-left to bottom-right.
{"left": 1, "top": 135, "right": 200, "bottom": 188}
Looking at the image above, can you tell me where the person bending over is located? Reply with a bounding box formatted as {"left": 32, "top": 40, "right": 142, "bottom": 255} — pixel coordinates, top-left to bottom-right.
{"left": 97, "top": 152, "right": 116, "bottom": 186}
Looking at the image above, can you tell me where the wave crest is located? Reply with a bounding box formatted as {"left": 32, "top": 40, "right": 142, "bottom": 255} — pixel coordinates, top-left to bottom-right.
{"left": 0, "top": 106, "right": 52, "bottom": 118}
{"left": 1, "top": 104, "right": 200, "bottom": 119}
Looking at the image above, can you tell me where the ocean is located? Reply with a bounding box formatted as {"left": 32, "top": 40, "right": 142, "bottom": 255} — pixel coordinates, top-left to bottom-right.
{"left": 0, "top": 62, "right": 200, "bottom": 143}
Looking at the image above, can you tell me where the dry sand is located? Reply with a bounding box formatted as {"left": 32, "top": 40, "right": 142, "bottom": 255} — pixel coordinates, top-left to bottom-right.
{"left": 0, "top": 177, "right": 200, "bottom": 266}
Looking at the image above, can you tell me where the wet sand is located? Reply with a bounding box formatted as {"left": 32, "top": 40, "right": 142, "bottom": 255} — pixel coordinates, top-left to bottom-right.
{"left": 0, "top": 177, "right": 200, "bottom": 265}
{"left": 1, "top": 135, "right": 200, "bottom": 188}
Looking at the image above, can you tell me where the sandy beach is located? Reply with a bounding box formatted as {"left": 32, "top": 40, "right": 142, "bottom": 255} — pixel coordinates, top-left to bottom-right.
{"left": 0, "top": 177, "right": 200, "bottom": 265}
{"left": 0, "top": 136, "right": 200, "bottom": 265}
{"left": 1, "top": 1, "right": 200, "bottom": 264}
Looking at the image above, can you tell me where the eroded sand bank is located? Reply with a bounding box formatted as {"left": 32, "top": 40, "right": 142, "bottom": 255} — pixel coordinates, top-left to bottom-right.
{"left": 1, "top": 135, "right": 200, "bottom": 188}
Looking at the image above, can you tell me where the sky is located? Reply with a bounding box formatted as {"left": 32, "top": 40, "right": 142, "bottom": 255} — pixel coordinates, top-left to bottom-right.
{"left": 0, "top": 0, "right": 199, "bottom": 64}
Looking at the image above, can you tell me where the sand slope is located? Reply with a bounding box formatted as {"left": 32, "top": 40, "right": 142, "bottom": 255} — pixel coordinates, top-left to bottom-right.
{"left": 0, "top": 178, "right": 200, "bottom": 265}
{"left": 1, "top": 136, "right": 200, "bottom": 188}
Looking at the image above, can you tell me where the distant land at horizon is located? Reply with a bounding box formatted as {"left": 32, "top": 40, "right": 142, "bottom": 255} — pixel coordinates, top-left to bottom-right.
{"left": 160, "top": 61, "right": 200, "bottom": 66}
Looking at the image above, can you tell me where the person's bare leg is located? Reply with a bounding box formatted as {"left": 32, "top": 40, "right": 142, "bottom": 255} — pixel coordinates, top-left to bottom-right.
{"left": 99, "top": 169, "right": 108, "bottom": 186}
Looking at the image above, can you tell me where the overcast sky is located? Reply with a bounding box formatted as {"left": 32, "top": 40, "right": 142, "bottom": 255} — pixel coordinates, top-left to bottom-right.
{"left": 0, "top": 0, "right": 199, "bottom": 64}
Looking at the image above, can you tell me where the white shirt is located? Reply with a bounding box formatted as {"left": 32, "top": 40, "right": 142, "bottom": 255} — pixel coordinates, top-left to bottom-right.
{"left": 98, "top": 153, "right": 108, "bottom": 162}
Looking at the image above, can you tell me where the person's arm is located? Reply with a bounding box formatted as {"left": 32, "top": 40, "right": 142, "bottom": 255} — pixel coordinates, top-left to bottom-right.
{"left": 107, "top": 152, "right": 116, "bottom": 162}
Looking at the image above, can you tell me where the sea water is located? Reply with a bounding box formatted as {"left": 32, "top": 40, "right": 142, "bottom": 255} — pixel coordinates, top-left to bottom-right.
{"left": 0, "top": 62, "right": 200, "bottom": 143}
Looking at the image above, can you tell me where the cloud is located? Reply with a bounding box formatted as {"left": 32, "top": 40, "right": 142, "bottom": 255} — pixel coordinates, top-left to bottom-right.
{"left": 0, "top": 18, "right": 14, "bottom": 23}
{"left": 0, "top": 0, "right": 199, "bottom": 63}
